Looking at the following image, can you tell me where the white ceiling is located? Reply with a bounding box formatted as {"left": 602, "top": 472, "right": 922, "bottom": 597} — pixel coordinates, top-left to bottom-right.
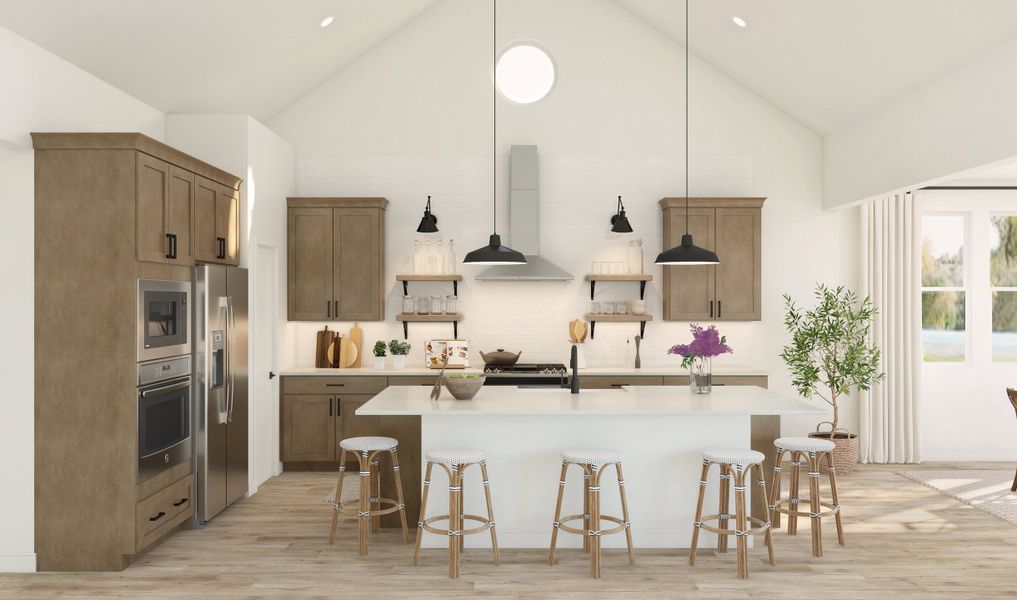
{"left": 0, "top": 0, "right": 439, "bottom": 119}
{"left": 3, "top": 0, "right": 1017, "bottom": 133}
{"left": 614, "top": 0, "right": 1017, "bottom": 133}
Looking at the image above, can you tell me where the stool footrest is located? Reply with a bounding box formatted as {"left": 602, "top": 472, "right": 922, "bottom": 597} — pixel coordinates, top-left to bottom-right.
{"left": 420, "top": 514, "right": 495, "bottom": 537}
{"left": 335, "top": 496, "right": 404, "bottom": 519}
{"left": 556, "top": 513, "right": 627, "bottom": 538}
{"left": 696, "top": 514, "right": 770, "bottom": 537}
{"left": 771, "top": 500, "right": 840, "bottom": 519}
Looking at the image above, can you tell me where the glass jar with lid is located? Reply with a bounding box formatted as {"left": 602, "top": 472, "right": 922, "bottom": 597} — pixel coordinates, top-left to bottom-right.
{"left": 416, "top": 296, "right": 431, "bottom": 315}
{"left": 445, "top": 295, "right": 458, "bottom": 315}
{"left": 402, "top": 295, "right": 415, "bottom": 314}
{"left": 431, "top": 295, "right": 444, "bottom": 314}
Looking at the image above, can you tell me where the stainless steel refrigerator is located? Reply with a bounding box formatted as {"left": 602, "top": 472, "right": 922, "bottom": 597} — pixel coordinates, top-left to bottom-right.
{"left": 193, "top": 264, "right": 249, "bottom": 523}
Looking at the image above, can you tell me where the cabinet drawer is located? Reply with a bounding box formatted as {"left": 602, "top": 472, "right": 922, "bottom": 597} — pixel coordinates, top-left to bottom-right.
{"left": 282, "top": 376, "right": 387, "bottom": 395}
{"left": 387, "top": 376, "right": 439, "bottom": 386}
{"left": 663, "top": 375, "right": 767, "bottom": 388}
{"left": 136, "top": 474, "right": 193, "bottom": 550}
{"left": 580, "top": 376, "right": 663, "bottom": 389}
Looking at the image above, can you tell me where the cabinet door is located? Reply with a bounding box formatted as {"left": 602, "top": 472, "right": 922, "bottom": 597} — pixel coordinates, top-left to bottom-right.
{"left": 334, "top": 208, "right": 383, "bottom": 321}
{"left": 339, "top": 395, "right": 383, "bottom": 441}
{"left": 217, "top": 184, "right": 240, "bottom": 265}
{"left": 165, "top": 166, "right": 193, "bottom": 265}
{"left": 662, "top": 207, "right": 716, "bottom": 321}
{"left": 193, "top": 176, "right": 220, "bottom": 262}
{"left": 136, "top": 152, "right": 171, "bottom": 263}
{"left": 287, "top": 208, "right": 334, "bottom": 320}
{"left": 714, "top": 208, "right": 761, "bottom": 320}
{"left": 281, "top": 395, "right": 336, "bottom": 462}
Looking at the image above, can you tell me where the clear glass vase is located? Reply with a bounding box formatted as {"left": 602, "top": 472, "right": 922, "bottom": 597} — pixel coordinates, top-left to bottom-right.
{"left": 689, "top": 356, "right": 712, "bottom": 394}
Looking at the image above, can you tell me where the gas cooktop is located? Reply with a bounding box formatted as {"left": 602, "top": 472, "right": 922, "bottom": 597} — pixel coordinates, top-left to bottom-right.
{"left": 483, "top": 363, "right": 568, "bottom": 375}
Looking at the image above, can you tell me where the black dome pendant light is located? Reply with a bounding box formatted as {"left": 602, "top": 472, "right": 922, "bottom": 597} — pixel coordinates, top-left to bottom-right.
{"left": 655, "top": 0, "right": 719, "bottom": 266}
{"left": 610, "top": 196, "right": 634, "bottom": 233}
{"left": 464, "top": 0, "right": 526, "bottom": 265}
{"left": 416, "top": 195, "right": 439, "bottom": 233}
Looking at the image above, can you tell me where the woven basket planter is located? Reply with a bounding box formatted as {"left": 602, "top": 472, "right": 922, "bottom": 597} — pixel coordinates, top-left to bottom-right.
{"left": 808, "top": 430, "right": 859, "bottom": 475}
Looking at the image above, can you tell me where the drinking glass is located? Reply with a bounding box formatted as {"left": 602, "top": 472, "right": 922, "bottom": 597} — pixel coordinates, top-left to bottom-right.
{"left": 417, "top": 296, "right": 431, "bottom": 315}
{"left": 445, "top": 295, "right": 458, "bottom": 315}
{"left": 402, "top": 295, "right": 415, "bottom": 314}
{"left": 603, "top": 302, "right": 615, "bottom": 315}
{"left": 616, "top": 301, "right": 628, "bottom": 315}
{"left": 590, "top": 301, "right": 601, "bottom": 315}
{"left": 431, "top": 295, "right": 444, "bottom": 314}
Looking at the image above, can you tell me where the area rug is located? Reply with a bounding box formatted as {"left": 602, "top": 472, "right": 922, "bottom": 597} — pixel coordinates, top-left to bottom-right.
{"left": 898, "top": 469, "right": 1017, "bottom": 525}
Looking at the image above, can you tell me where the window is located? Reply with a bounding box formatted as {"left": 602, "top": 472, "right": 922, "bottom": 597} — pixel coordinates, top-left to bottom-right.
{"left": 990, "top": 215, "right": 1017, "bottom": 361}
{"left": 921, "top": 215, "right": 966, "bottom": 362}
{"left": 496, "top": 43, "right": 556, "bottom": 104}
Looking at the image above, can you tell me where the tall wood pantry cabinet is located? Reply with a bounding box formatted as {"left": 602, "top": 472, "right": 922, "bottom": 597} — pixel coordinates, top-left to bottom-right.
{"left": 31, "top": 133, "right": 242, "bottom": 571}
{"left": 287, "top": 197, "right": 387, "bottom": 321}
{"left": 660, "top": 197, "right": 765, "bottom": 321}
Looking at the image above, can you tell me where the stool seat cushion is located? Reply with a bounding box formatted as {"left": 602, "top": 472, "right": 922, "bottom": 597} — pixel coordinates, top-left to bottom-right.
{"left": 774, "top": 436, "right": 836, "bottom": 453}
{"left": 561, "top": 448, "right": 622, "bottom": 466}
{"left": 339, "top": 436, "right": 398, "bottom": 452}
{"left": 426, "top": 449, "right": 486, "bottom": 465}
{"left": 702, "top": 447, "right": 765, "bottom": 466}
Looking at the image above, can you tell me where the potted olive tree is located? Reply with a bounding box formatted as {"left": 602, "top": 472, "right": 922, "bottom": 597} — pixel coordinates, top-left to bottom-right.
{"left": 780, "top": 284, "right": 884, "bottom": 474}
{"left": 372, "top": 340, "right": 387, "bottom": 370}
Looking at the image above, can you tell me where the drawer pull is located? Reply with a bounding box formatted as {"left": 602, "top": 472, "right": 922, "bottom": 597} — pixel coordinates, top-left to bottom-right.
{"left": 149, "top": 511, "right": 166, "bottom": 522}
{"left": 610, "top": 383, "right": 628, "bottom": 387}
{"left": 172, "top": 497, "right": 188, "bottom": 507}
{"left": 325, "top": 383, "right": 345, "bottom": 387}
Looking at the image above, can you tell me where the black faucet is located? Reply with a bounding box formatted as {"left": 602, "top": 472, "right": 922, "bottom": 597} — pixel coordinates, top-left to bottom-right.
{"left": 570, "top": 345, "right": 580, "bottom": 394}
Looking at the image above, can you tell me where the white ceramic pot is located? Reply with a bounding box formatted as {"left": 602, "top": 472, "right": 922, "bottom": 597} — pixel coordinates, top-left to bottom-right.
{"left": 391, "top": 355, "right": 406, "bottom": 369}
{"left": 629, "top": 299, "right": 647, "bottom": 315}
{"left": 373, "top": 356, "right": 386, "bottom": 370}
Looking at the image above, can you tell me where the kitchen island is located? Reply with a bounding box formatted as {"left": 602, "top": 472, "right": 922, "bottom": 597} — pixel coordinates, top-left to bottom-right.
{"left": 358, "top": 385, "right": 823, "bottom": 549}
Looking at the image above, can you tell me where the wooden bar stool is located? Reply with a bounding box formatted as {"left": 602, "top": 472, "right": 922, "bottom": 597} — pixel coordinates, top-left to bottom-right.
{"left": 689, "top": 448, "right": 774, "bottom": 579}
{"left": 412, "top": 449, "right": 499, "bottom": 579}
{"left": 548, "top": 448, "right": 635, "bottom": 579}
{"left": 768, "top": 437, "right": 844, "bottom": 557}
{"left": 328, "top": 436, "right": 410, "bottom": 555}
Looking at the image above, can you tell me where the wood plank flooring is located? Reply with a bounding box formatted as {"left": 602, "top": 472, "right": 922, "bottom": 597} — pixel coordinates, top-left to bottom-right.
{"left": 3, "top": 462, "right": 1017, "bottom": 599}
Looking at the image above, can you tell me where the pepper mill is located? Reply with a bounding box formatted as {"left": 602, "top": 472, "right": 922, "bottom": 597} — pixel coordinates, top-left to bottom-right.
{"left": 634, "top": 335, "right": 642, "bottom": 369}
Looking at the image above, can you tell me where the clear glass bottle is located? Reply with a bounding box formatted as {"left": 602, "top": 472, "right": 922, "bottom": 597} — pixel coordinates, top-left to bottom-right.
{"left": 417, "top": 296, "right": 431, "bottom": 315}
{"left": 446, "top": 239, "right": 457, "bottom": 274}
{"left": 435, "top": 240, "right": 446, "bottom": 275}
{"left": 445, "top": 295, "right": 458, "bottom": 315}
{"left": 412, "top": 240, "right": 423, "bottom": 275}
{"left": 431, "top": 295, "right": 444, "bottom": 314}
{"left": 627, "top": 239, "right": 644, "bottom": 274}
{"left": 402, "top": 295, "right": 415, "bottom": 314}
{"left": 424, "top": 240, "right": 434, "bottom": 275}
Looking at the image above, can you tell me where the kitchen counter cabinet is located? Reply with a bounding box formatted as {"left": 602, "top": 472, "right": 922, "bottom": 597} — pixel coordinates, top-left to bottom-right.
{"left": 281, "top": 395, "right": 337, "bottom": 463}
{"left": 580, "top": 375, "right": 664, "bottom": 389}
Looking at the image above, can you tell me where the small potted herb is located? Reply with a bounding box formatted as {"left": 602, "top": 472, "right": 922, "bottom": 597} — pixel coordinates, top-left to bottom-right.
{"left": 372, "top": 340, "right": 387, "bottom": 370}
{"left": 388, "top": 339, "right": 411, "bottom": 369}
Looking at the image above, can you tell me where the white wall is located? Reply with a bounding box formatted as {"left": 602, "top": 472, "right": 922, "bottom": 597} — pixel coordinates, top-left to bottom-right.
{"left": 165, "top": 115, "right": 295, "bottom": 492}
{"left": 918, "top": 190, "right": 1017, "bottom": 461}
{"left": 825, "top": 37, "right": 1017, "bottom": 209}
{"left": 268, "top": 0, "right": 859, "bottom": 437}
{"left": 0, "top": 25, "right": 165, "bottom": 572}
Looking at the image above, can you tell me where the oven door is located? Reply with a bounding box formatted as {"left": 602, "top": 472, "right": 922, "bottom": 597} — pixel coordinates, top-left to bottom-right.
{"left": 138, "top": 280, "right": 191, "bottom": 361}
{"left": 138, "top": 375, "right": 192, "bottom": 482}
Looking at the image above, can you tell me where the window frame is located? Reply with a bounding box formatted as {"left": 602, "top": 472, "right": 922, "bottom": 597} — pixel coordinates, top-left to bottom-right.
{"left": 920, "top": 211, "right": 971, "bottom": 364}
{"left": 989, "top": 212, "right": 1017, "bottom": 362}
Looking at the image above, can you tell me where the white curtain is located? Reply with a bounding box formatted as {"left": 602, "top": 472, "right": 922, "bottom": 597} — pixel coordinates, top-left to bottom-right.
{"left": 860, "top": 192, "right": 922, "bottom": 463}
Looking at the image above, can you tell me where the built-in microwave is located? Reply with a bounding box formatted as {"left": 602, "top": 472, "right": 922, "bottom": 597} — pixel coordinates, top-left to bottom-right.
{"left": 137, "top": 279, "right": 191, "bottom": 362}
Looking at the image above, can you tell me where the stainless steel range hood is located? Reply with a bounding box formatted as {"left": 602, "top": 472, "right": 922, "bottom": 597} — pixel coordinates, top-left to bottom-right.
{"left": 476, "top": 145, "right": 573, "bottom": 281}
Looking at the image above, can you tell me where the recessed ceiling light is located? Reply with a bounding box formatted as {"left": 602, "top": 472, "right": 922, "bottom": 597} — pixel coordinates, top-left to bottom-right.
{"left": 319, "top": 15, "right": 335, "bottom": 28}
{"left": 732, "top": 16, "right": 747, "bottom": 28}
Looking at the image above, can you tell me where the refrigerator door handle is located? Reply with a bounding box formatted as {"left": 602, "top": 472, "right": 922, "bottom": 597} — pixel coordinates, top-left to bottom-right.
{"left": 226, "top": 295, "right": 236, "bottom": 424}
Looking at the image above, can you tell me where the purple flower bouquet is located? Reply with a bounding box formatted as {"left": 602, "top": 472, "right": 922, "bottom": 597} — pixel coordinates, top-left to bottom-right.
{"left": 667, "top": 325, "right": 732, "bottom": 393}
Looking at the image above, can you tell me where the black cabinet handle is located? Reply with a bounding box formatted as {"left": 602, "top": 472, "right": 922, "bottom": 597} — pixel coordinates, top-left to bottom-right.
{"left": 709, "top": 300, "right": 714, "bottom": 318}
{"left": 149, "top": 511, "right": 166, "bottom": 522}
{"left": 165, "top": 233, "right": 174, "bottom": 259}
{"left": 325, "top": 383, "right": 345, "bottom": 387}
{"left": 329, "top": 397, "right": 333, "bottom": 417}
{"left": 216, "top": 236, "right": 226, "bottom": 260}
{"left": 172, "top": 234, "right": 177, "bottom": 259}
{"left": 610, "top": 383, "right": 628, "bottom": 387}
{"left": 334, "top": 300, "right": 338, "bottom": 317}
{"left": 335, "top": 399, "right": 341, "bottom": 416}
{"left": 172, "top": 497, "right": 188, "bottom": 507}
{"left": 327, "top": 299, "right": 331, "bottom": 319}
{"left": 718, "top": 301, "right": 722, "bottom": 319}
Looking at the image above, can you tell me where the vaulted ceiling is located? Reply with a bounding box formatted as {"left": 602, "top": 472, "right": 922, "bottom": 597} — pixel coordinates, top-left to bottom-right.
{"left": 3, "top": 0, "right": 1017, "bottom": 133}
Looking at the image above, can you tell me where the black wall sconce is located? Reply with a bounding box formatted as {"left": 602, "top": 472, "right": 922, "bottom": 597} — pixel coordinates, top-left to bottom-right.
{"left": 416, "top": 195, "right": 439, "bottom": 233}
{"left": 610, "top": 196, "right": 633, "bottom": 233}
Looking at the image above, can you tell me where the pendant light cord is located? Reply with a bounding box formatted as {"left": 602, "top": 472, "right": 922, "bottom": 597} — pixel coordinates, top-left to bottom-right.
{"left": 492, "top": 0, "right": 498, "bottom": 236}
{"left": 685, "top": 0, "right": 690, "bottom": 236}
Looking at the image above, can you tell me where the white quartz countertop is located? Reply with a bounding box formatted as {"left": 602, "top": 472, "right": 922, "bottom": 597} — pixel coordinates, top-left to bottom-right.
{"left": 279, "top": 365, "right": 767, "bottom": 377}
{"left": 356, "top": 385, "right": 821, "bottom": 417}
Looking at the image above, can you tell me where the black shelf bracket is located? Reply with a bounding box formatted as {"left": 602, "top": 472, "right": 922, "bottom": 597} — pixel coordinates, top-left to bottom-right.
{"left": 453, "top": 280, "right": 458, "bottom": 296}
{"left": 640, "top": 320, "right": 647, "bottom": 338}
{"left": 402, "top": 321, "right": 409, "bottom": 339}
{"left": 639, "top": 280, "right": 647, "bottom": 300}
{"left": 589, "top": 280, "right": 596, "bottom": 301}
{"left": 590, "top": 321, "right": 596, "bottom": 339}
{"left": 402, "top": 280, "right": 409, "bottom": 296}
{"left": 453, "top": 321, "right": 458, "bottom": 338}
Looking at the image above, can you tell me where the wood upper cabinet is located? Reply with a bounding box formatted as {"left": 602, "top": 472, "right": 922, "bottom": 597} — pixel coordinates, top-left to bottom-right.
{"left": 287, "top": 198, "right": 388, "bottom": 322}
{"left": 137, "top": 153, "right": 176, "bottom": 264}
{"left": 661, "top": 198, "right": 765, "bottom": 321}
{"left": 194, "top": 175, "right": 240, "bottom": 265}
{"left": 166, "top": 166, "right": 194, "bottom": 264}
{"left": 281, "top": 395, "right": 336, "bottom": 462}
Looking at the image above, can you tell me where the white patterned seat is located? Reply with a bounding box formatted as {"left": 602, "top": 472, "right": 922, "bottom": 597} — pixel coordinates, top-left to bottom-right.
{"left": 339, "top": 436, "right": 398, "bottom": 452}
{"left": 702, "top": 448, "right": 765, "bottom": 466}
{"left": 425, "top": 449, "right": 486, "bottom": 466}
{"left": 561, "top": 448, "right": 622, "bottom": 466}
{"left": 774, "top": 437, "right": 835, "bottom": 453}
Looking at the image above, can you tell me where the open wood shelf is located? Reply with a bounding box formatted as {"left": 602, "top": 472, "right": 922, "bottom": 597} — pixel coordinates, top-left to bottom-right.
{"left": 395, "top": 313, "right": 461, "bottom": 339}
{"left": 396, "top": 274, "right": 462, "bottom": 295}
{"left": 585, "top": 274, "right": 652, "bottom": 300}
{"left": 583, "top": 313, "right": 652, "bottom": 339}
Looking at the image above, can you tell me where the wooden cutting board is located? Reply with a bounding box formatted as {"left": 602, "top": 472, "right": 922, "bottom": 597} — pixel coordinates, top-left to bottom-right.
{"left": 327, "top": 336, "right": 359, "bottom": 368}
{"left": 349, "top": 323, "right": 363, "bottom": 368}
{"left": 315, "top": 326, "right": 336, "bottom": 368}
